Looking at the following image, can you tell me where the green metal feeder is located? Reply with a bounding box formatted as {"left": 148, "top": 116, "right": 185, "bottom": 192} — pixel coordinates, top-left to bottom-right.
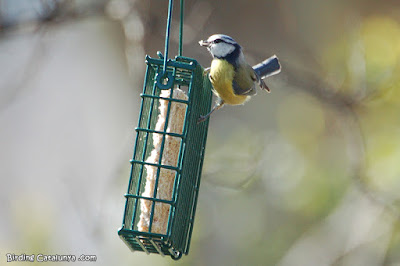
{"left": 118, "top": 0, "right": 212, "bottom": 260}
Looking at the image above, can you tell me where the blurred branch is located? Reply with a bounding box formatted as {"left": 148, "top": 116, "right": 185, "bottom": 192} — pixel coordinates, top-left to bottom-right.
{"left": 0, "top": 0, "right": 110, "bottom": 112}
{"left": 0, "top": 0, "right": 107, "bottom": 35}
{"left": 282, "top": 57, "right": 400, "bottom": 224}
{"left": 0, "top": 27, "right": 46, "bottom": 112}
{"left": 202, "top": 167, "right": 260, "bottom": 192}
{"left": 281, "top": 61, "right": 359, "bottom": 108}
{"left": 331, "top": 216, "right": 394, "bottom": 264}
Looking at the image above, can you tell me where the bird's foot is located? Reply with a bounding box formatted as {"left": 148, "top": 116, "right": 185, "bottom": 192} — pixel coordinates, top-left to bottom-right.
{"left": 197, "top": 115, "right": 208, "bottom": 124}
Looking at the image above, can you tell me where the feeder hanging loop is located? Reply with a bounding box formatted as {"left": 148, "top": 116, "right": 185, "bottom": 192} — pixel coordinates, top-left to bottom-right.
{"left": 156, "top": 0, "right": 175, "bottom": 90}
{"left": 156, "top": 69, "right": 174, "bottom": 90}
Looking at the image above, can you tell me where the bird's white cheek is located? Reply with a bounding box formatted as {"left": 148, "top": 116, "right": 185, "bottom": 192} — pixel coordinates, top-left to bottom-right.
{"left": 210, "top": 43, "right": 235, "bottom": 58}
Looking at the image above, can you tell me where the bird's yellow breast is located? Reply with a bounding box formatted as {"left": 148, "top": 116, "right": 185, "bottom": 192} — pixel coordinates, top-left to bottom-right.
{"left": 209, "top": 59, "right": 249, "bottom": 105}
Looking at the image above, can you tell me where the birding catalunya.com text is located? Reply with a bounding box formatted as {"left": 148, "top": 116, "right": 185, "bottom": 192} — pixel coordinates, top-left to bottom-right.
{"left": 5, "top": 253, "right": 97, "bottom": 263}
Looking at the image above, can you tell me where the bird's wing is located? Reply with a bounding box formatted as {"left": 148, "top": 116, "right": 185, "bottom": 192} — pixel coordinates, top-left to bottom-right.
{"left": 232, "top": 80, "right": 256, "bottom": 95}
{"left": 231, "top": 64, "right": 257, "bottom": 95}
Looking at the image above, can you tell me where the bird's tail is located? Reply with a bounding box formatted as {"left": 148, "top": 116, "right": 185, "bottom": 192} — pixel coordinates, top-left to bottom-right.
{"left": 253, "top": 55, "right": 281, "bottom": 79}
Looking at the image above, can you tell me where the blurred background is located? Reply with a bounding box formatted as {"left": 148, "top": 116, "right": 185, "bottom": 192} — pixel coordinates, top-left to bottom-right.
{"left": 1, "top": 0, "right": 400, "bottom": 265}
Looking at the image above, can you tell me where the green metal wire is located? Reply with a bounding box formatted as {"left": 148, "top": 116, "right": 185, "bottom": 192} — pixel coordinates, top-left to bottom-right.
{"left": 179, "top": 0, "right": 184, "bottom": 56}
{"left": 156, "top": 0, "right": 185, "bottom": 90}
{"left": 162, "top": 0, "right": 174, "bottom": 76}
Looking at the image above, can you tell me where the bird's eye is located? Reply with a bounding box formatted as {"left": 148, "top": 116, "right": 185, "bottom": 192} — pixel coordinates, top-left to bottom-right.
{"left": 214, "top": 39, "right": 222, "bottom": 44}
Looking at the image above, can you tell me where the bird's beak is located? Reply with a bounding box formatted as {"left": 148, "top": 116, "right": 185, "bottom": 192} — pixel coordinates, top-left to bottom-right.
{"left": 199, "top": 40, "right": 210, "bottom": 47}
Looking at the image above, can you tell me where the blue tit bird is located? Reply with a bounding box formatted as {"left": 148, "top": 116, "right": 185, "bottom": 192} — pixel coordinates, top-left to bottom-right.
{"left": 198, "top": 34, "right": 281, "bottom": 123}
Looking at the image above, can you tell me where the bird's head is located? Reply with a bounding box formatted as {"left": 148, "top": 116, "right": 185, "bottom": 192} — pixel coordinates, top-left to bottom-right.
{"left": 199, "top": 34, "right": 241, "bottom": 60}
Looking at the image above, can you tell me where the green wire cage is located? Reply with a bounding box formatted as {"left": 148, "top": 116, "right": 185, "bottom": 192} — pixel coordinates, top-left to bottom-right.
{"left": 118, "top": 0, "right": 212, "bottom": 260}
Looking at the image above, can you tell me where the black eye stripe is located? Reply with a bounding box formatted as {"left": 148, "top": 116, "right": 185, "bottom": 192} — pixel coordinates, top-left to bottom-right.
{"left": 213, "top": 39, "right": 222, "bottom": 44}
